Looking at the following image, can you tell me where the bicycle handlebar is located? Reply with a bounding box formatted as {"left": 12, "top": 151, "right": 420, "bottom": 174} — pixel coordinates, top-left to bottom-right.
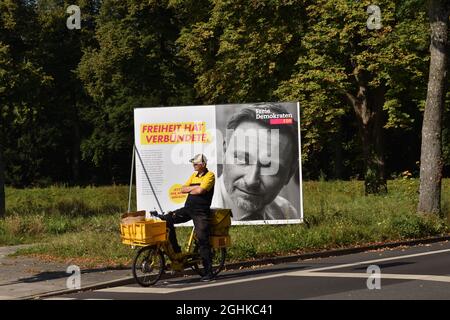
{"left": 149, "top": 210, "right": 165, "bottom": 220}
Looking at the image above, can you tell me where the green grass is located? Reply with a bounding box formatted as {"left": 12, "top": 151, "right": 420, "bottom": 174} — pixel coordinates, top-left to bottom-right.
{"left": 2, "top": 179, "right": 450, "bottom": 268}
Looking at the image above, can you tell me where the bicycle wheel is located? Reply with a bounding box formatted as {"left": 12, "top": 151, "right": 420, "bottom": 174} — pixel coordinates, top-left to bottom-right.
{"left": 132, "top": 246, "right": 165, "bottom": 287}
{"left": 192, "top": 242, "right": 227, "bottom": 277}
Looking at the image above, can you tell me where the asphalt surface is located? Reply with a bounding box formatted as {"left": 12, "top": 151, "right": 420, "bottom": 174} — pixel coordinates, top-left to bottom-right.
{"left": 44, "top": 240, "right": 450, "bottom": 300}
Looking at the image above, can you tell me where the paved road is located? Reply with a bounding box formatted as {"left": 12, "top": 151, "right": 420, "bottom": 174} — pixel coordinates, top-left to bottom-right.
{"left": 45, "top": 240, "right": 450, "bottom": 300}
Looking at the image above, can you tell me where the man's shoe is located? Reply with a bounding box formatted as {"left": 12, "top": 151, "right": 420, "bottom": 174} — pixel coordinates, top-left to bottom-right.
{"left": 200, "top": 272, "right": 215, "bottom": 282}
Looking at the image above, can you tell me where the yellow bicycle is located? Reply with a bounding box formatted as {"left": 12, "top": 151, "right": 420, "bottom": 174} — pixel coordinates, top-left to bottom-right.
{"left": 120, "top": 209, "right": 232, "bottom": 287}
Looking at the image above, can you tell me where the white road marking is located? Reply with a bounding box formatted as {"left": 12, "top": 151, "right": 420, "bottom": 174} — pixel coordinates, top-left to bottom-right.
{"left": 302, "top": 248, "right": 450, "bottom": 273}
{"left": 43, "top": 296, "right": 113, "bottom": 300}
{"left": 98, "top": 286, "right": 179, "bottom": 294}
{"left": 287, "top": 272, "right": 450, "bottom": 283}
{"left": 96, "top": 275, "right": 281, "bottom": 294}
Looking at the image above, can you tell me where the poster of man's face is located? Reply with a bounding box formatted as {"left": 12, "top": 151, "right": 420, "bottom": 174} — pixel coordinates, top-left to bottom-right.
{"left": 212, "top": 102, "right": 303, "bottom": 223}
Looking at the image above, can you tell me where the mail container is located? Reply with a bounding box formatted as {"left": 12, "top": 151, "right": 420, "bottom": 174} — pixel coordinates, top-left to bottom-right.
{"left": 120, "top": 219, "right": 167, "bottom": 246}
{"left": 209, "top": 208, "right": 232, "bottom": 236}
{"left": 210, "top": 235, "right": 231, "bottom": 248}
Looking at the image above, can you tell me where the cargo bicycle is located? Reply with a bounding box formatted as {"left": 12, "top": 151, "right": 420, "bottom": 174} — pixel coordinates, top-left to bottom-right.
{"left": 120, "top": 209, "right": 232, "bottom": 287}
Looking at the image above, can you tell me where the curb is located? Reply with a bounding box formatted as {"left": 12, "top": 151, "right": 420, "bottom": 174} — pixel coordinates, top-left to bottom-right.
{"left": 224, "top": 234, "right": 450, "bottom": 269}
{"left": 23, "top": 234, "right": 450, "bottom": 300}
{"left": 18, "top": 277, "right": 136, "bottom": 300}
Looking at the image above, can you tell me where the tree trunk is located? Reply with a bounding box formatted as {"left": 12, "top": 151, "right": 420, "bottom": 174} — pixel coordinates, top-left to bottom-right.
{"left": 418, "top": 0, "right": 449, "bottom": 214}
{"left": 72, "top": 122, "right": 81, "bottom": 184}
{"left": 0, "top": 145, "right": 5, "bottom": 217}
{"left": 332, "top": 121, "right": 344, "bottom": 179}
{"left": 346, "top": 85, "right": 387, "bottom": 195}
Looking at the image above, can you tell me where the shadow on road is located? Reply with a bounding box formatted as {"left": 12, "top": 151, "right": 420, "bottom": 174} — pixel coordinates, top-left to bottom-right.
{"left": 0, "top": 266, "right": 130, "bottom": 286}
{"left": 157, "top": 264, "right": 311, "bottom": 286}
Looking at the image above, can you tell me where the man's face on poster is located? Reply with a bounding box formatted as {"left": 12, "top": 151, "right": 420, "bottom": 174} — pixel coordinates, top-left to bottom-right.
{"left": 223, "top": 121, "right": 293, "bottom": 216}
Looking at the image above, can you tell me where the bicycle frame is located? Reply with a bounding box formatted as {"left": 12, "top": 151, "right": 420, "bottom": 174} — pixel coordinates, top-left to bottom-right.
{"left": 142, "top": 225, "right": 200, "bottom": 272}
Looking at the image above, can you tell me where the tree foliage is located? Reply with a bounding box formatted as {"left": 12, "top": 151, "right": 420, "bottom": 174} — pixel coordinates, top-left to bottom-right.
{"left": 0, "top": 0, "right": 448, "bottom": 193}
{"left": 276, "top": 0, "right": 430, "bottom": 193}
{"left": 77, "top": 0, "right": 195, "bottom": 181}
{"left": 176, "top": 0, "right": 305, "bottom": 103}
{"left": 1, "top": 0, "right": 53, "bottom": 186}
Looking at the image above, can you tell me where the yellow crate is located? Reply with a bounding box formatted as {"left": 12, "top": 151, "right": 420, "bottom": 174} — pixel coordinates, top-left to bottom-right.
{"left": 120, "top": 223, "right": 135, "bottom": 242}
{"left": 120, "top": 219, "right": 167, "bottom": 246}
{"left": 210, "top": 235, "right": 231, "bottom": 248}
{"left": 210, "top": 208, "right": 232, "bottom": 236}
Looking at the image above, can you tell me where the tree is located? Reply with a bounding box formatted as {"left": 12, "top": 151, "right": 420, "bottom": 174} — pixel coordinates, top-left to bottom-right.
{"left": 35, "top": 0, "right": 99, "bottom": 184}
{"left": 418, "top": 0, "right": 449, "bottom": 214}
{"left": 176, "top": 0, "right": 305, "bottom": 103}
{"left": 0, "top": 145, "right": 4, "bottom": 217}
{"left": 78, "top": 0, "right": 195, "bottom": 182}
{"left": 1, "top": 0, "right": 54, "bottom": 187}
{"left": 176, "top": 0, "right": 431, "bottom": 187}
{"left": 276, "top": 0, "right": 429, "bottom": 194}
{"left": 0, "top": 42, "right": 10, "bottom": 218}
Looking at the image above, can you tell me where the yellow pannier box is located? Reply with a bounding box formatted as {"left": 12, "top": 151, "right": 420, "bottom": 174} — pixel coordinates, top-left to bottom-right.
{"left": 210, "top": 235, "right": 231, "bottom": 248}
{"left": 120, "top": 211, "right": 167, "bottom": 245}
{"left": 210, "top": 208, "right": 232, "bottom": 236}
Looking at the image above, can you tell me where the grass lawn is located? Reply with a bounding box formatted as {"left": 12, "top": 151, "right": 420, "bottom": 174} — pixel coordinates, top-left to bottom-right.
{"left": 1, "top": 179, "right": 449, "bottom": 269}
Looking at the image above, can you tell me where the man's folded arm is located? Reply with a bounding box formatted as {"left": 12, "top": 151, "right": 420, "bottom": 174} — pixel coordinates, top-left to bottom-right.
{"left": 187, "top": 186, "right": 207, "bottom": 195}
{"left": 181, "top": 172, "right": 214, "bottom": 195}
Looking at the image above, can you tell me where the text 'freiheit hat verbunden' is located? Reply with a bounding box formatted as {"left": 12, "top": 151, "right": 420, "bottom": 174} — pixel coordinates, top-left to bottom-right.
{"left": 189, "top": 154, "right": 207, "bottom": 164}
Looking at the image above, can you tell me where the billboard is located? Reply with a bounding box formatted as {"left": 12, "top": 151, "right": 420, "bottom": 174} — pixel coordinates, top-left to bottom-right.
{"left": 134, "top": 102, "right": 303, "bottom": 225}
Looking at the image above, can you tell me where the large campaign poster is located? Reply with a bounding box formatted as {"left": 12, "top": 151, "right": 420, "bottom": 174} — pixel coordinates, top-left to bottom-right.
{"left": 134, "top": 105, "right": 217, "bottom": 223}
{"left": 134, "top": 102, "right": 303, "bottom": 225}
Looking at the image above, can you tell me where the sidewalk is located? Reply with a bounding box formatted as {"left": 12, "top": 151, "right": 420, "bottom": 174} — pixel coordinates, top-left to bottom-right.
{"left": 0, "top": 245, "right": 133, "bottom": 300}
